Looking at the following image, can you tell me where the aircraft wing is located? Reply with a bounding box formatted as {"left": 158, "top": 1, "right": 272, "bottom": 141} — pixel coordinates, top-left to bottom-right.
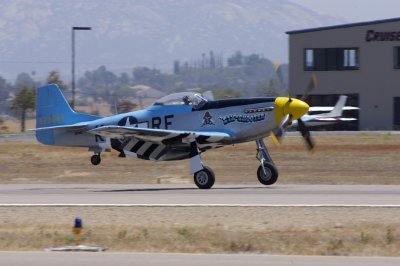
{"left": 309, "top": 106, "right": 359, "bottom": 112}
{"left": 338, "top": 118, "right": 357, "bottom": 121}
{"left": 88, "top": 126, "right": 232, "bottom": 144}
{"left": 292, "top": 115, "right": 339, "bottom": 125}
{"left": 292, "top": 115, "right": 357, "bottom": 127}
{"left": 300, "top": 117, "right": 357, "bottom": 122}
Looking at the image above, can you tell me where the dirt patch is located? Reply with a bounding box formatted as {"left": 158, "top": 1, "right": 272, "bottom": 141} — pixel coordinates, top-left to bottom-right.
{"left": 1, "top": 135, "right": 399, "bottom": 185}
{"left": 0, "top": 206, "right": 400, "bottom": 256}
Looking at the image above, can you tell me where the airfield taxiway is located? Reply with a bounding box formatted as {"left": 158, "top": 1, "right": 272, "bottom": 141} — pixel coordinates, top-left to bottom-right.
{"left": 1, "top": 252, "right": 400, "bottom": 266}
{"left": 0, "top": 184, "right": 399, "bottom": 206}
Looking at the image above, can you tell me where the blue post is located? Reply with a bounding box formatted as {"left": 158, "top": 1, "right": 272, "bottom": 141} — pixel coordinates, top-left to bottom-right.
{"left": 74, "top": 217, "right": 83, "bottom": 229}
{"left": 73, "top": 217, "right": 83, "bottom": 245}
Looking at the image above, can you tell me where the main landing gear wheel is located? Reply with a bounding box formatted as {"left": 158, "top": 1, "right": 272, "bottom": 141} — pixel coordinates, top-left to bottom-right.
{"left": 257, "top": 162, "right": 278, "bottom": 186}
{"left": 90, "top": 154, "right": 101, "bottom": 166}
{"left": 194, "top": 166, "right": 215, "bottom": 189}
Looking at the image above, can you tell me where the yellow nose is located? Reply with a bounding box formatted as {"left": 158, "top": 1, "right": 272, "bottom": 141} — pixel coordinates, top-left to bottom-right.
{"left": 274, "top": 97, "right": 309, "bottom": 124}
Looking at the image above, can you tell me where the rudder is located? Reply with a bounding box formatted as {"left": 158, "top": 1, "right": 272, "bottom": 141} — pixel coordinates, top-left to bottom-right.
{"left": 36, "top": 84, "right": 75, "bottom": 128}
{"left": 35, "top": 84, "right": 100, "bottom": 145}
{"left": 326, "top": 95, "right": 347, "bottom": 117}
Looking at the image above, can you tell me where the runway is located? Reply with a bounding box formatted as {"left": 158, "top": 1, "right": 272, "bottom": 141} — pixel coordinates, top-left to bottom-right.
{"left": 1, "top": 252, "right": 400, "bottom": 266}
{"left": 0, "top": 184, "right": 399, "bottom": 206}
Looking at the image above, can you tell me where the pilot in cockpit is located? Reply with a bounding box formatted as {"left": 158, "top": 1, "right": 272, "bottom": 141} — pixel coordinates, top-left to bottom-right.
{"left": 182, "top": 95, "right": 192, "bottom": 105}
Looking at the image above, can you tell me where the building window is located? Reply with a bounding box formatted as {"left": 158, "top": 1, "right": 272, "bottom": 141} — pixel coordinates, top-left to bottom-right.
{"left": 343, "top": 49, "right": 358, "bottom": 69}
{"left": 305, "top": 49, "right": 314, "bottom": 69}
{"left": 394, "top": 47, "right": 400, "bottom": 69}
{"left": 304, "top": 48, "right": 359, "bottom": 71}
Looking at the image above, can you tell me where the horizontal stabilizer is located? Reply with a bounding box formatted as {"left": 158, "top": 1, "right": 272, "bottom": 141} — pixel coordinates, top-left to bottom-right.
{"left": 30, "top": 122, "right": 89, "bottom": 132}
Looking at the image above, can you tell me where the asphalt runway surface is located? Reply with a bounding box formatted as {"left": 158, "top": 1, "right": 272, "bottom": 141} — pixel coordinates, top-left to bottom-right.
{"left": 1, "top": 252, "right": 400, "bottom": 266}
{"left": 0, "top": 184, "right": 399, "bottom": 206}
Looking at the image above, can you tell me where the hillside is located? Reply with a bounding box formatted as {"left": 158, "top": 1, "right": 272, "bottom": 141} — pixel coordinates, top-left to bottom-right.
{"left": 0, "top": 0, "right": 344, "bottom": 80}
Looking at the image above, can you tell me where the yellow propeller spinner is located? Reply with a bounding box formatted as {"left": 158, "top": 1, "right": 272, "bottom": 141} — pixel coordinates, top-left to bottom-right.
{"left": 274, "top": 97, "right": 309, "bottom": 125}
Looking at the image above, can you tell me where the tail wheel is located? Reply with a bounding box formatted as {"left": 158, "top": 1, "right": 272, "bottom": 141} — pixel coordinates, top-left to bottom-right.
{"left": 91, "top": 154, "right": 101, "bottom": 166}
{"left": 257, "top": 162, "right": 278, "bottom": 185}
{"left": 194, "top": 166, "right": 215, "bottom": 189}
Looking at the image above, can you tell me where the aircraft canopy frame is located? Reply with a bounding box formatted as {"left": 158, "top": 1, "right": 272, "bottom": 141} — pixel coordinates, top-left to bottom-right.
{"left": 153, "top": 92, "right": 208, "bottom": 109}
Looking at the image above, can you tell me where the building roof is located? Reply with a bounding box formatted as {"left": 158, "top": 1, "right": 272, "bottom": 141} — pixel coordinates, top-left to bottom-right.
{"left": 286, "top": 17, "right": 400, "bottom": 35}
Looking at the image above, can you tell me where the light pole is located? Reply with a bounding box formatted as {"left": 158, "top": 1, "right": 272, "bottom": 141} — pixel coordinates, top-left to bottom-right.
{"left": 71, "top": 26, "right": 91, "bottom": 109}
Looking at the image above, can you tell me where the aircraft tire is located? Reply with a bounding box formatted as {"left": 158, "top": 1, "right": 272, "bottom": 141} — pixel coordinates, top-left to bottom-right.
{"left": 90, "top": 154, "right": 101, "bottom": 166}
{"left": 194, "top": 166, "right": 215, "bottom": 189}
{"left": 257, "top": 162, "right": 278, "bottom": 185}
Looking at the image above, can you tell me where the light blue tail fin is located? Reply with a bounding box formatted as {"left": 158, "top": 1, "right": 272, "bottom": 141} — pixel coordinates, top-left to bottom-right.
{"left": 36, "top": 84, "right": 101, "bottom": 145}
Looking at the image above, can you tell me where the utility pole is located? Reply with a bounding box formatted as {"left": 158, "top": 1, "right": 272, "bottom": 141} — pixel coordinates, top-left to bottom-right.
{"left": 71, "top": 26, "right": 91, "bottom": 109}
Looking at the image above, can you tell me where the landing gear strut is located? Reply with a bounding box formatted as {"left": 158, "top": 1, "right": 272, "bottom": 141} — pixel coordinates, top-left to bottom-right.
{"left": 90, "top": 153, "right": 101, "bottom": 166}
{"left": 189, "top": 142, "right": 215, "bottom": 189}
{"left": 256, "top": 139, "right": 278, "bottom": 185}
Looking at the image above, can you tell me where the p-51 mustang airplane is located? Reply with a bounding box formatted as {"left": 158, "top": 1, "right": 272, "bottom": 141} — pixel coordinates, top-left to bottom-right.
{"left": 34, "top": 84, "right": 314, "bottom": 189}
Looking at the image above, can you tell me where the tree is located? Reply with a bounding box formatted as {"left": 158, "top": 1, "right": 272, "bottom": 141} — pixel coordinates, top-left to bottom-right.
{"left": 256, "top": 79, "right": 280, "bottom": 96}
{"left": 14, "top": 73, "right": 35, "bottom": 91}
{"left": 212, "top": 88, "right": 243, "bottom": 99}
{"left": 0, "top": 76, "right": 12, "bottom": 114}
{"left": 78, "top": 65, "right": 123, "bottom": 102}
{"left": 227, "top": 51, "right": 243, "bottom": 66}
{"left": 209, "top": 51, "right": 216, "bottom": 69}
{"left": 47, "top": 70, "right": 67, "bottom": 91}
{"left": 116, "top": 100, "right": 138, "bottom": 114}
{"left": 119, "top": 73, "right": 130, "bottom": 85}
{"left": 0, "top": 76, "right": 11, "bottom": 100}
{"left": 244, "top": 54, "right": 266, "bottom": 65}
{"left": 132, "top": 67, "right": 161, "bottom": 83}
{"left": 173, "top": 60, "right": 181, "bottom": 75}
{"left": 11, "top": 86, "right": 35, "bottom": 132}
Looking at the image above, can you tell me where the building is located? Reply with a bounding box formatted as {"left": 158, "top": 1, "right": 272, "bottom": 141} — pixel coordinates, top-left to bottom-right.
{"left": 287, "top": 17, "right": 400, "bottom": 130}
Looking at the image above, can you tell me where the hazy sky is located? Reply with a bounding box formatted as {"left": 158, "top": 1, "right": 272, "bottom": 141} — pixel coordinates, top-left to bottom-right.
{"left": 297, "top": 0, "right": 400, "bottom": 23}
{"left": 2, "top": 0, "right": 400, "bottom": 81}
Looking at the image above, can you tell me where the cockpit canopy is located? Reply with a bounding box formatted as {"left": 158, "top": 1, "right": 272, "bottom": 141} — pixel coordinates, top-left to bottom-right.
{"left": 153, "top": 92, "right": 208, "bottom": 109}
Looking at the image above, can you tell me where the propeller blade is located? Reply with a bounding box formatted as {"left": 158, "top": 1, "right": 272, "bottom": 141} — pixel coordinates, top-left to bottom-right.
{"left": 297, "top": 118, "right": 316, "bottom": 152}
{"left": 270, "top": 131, "right": 280, "bottom": 146}
{"left": 301, "top": 74, "right": 317, "bottom": 101}
{"left": 273, "top": 62, "right": 281, "bottom": 73}
{"left": 273, "top": 61, "right": 286, "bottom": 87}
{"left": 271, "top": 114, "right": 290, "bottom": 145}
